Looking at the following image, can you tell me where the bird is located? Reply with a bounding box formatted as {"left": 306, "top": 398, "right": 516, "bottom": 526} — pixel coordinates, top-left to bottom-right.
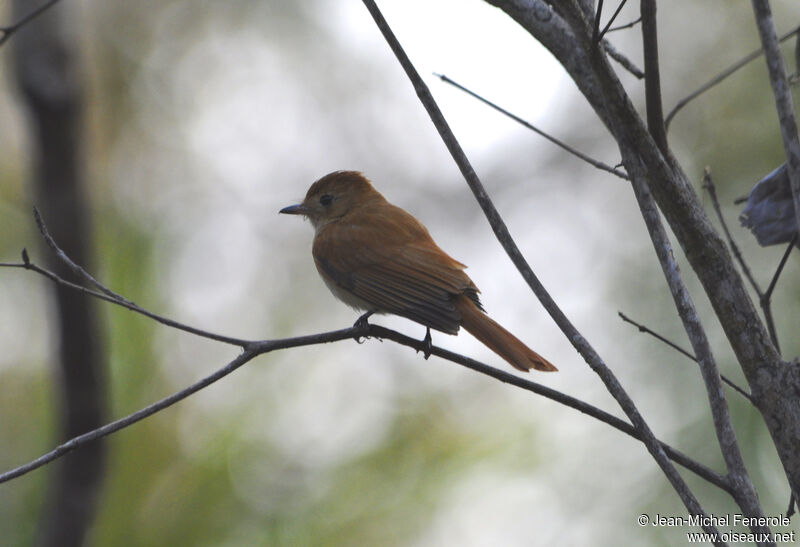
{"left": 738, "top": 163, "right": 799, "bottom": 247}
{"left": 279, "top": 170, "right": 557, "bottom": 372}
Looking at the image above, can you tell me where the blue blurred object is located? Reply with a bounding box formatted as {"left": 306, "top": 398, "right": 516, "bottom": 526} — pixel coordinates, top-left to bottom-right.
{"left": 740, "top": 163, "right": 799, "bottom": 246}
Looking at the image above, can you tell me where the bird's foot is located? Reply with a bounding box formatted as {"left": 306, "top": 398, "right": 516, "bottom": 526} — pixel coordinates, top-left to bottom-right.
{"left": 353, "top": 311, "right": 374, "bottom": 343}
{"left": 421, "top": 327, "right": 432, "bottom": 360}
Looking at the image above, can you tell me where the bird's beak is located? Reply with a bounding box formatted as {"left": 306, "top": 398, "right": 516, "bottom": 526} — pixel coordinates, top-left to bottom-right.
{"left": 279, "top": 203, "right": 310, "bottom": 216}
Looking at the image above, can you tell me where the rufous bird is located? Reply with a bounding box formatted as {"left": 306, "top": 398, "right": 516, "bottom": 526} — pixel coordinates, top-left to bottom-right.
{"left": 280, "top": 171, "right": 557, "bottom": 372}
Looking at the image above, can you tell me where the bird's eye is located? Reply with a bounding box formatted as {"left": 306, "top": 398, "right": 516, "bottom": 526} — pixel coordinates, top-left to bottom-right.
{"left": 319, "top": 194, "right": 334, "bottom": 206}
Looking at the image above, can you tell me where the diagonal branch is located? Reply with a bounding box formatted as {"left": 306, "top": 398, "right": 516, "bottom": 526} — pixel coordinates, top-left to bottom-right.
{"left": 0, "top": 213, "right": 728, "bottom": 493}
{"left": 750, "top": 1, "right": 800, "bottom": 280}
{"left": 666, "top": 25, "right": 800, "bottom": 130}
{"left": 618, "top": 311, "right": 753, "bottom": 403}
{"left": 0, "top": 327, "right": 357, "bottom": 484}
{"left": 596, "top": 0, "right": 629, "bottom": 43}
{"left": 25, "top": 210, "right": 253, "bottom": 347}
{"left": 602, "top": 39, "right": 644, "bottom": 79}
{"left": 624, "top": 159, "right": 767, "bottom": 529}
{"left": 0, "top": 0, "right": 64, "bottom": 46}
{"left": 434, "top": 73, "right": 628, "bottom": 179}
{"left": 362, "top": 0, "right": 718, "bottom": 531}
{"left": 0, "top": 319, "right": 731, "bottom": 492}
{"left": 702, "top": 170, "right": 783, "bottom": 353}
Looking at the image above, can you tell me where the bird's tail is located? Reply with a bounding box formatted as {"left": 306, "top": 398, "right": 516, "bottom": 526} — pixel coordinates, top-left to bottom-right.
{"left": 454, "top": 295, "right": 557, "bottom": 372}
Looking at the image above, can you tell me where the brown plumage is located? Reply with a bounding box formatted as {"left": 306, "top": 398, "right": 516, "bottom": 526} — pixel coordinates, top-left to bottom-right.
{"left": 280, "top": 171, "right": 556, "bottom": 372}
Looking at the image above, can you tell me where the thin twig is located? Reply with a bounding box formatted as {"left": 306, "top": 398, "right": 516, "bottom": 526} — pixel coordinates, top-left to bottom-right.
{"left": 702, "top": 170, "right": 763, "bottom": 294}
{"left": 701, "top": 169, "right": 783, "bottom": 353}
{"left": 0, "top": 327, "right": 360, "bottom": 484}
{"left": 362, "top": 0, "right": 716, "bottom": 528}
{"left": 607, "top": 16, "right": 641, "bottom": 33}
{"left": 369, "top": 325, "right": 731, "bottom": 493}
{"left": 759, "top": 235, "right": 797, "bottom": 355}
{"left": 618, "top": 312, "right": 754, "bottom": 403}
{"left": 764, "top": 234, "right": 797, "bottom": 301}
{"left": 602, "top": 39, "right": 644, "bottom": 79}
{"left": 641, "top": 0, "right": 667, "bottom": 154}
{"left": 751, "top": 2, "right": 800, "bottom": 258}
{"left": 624, "top": 162, "right": 768, "bottom": 536}
{"left": 0, "top": 214, "right": 729, "bottom": 492}
{"left": 597, "top": 0, "right": 629, "bottom": 43}
{"left": 592, "top": 0, "right": 605, "bottom": 43}
{"left": 0, "top": 0, "right": 64, "bottom": 46}
{"left": 665, "top": 25, "right": 800, "bottom": 130}
{"left": 434, "top": 73, "right": 629, "bottom": 179}
{"left": 34, "top": 207, "right": 135, "bottom": 305}
{"left": 8, "top": 250, "right": 253, "bottom": 347}
{"left": 619, "top": 311, "right": 695, "bottom": 360}
{"left": 0, "top": 319, "right": 731, "bottom": 492}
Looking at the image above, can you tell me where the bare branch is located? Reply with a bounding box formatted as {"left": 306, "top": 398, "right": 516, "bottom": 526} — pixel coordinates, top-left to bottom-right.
{"left": 596, "top": 0, "right": 629, "bottom": 43}
{"left": 34, "top": 207, "right": 134, "bottom": 305}
{"left": 363, "top": 0, "right": 717, "bottom": 529}
{"left": 0, "top": 214, "right": 729, "bottom": 493}
{"left": 641, "top": 0, "right": 667, "bottom": 154}
{"left": 433, "top": 73, "right": 629, "bottom": 179}
{"left": 666, "top": 25, "right": 800, "bottom": 130}
{"left": 624, "top": 160, "right": 767, "bottom": 531}
{"left": 702, "top": 171, "right": 762, "bottom": 295}
{"left": 702, "top": 169, "right": 784, "bottom": 353}
{"left": 592, "top": 0, "right": 605, "bottom": 43}
{"left": 6, "top": 246, "right": 253, "bottom": 348}
{"left": 607, "top": 16, "right": 641, "bottom": 33}
{"left": 750, "top": 2, "right": 800, "bottom": 285}
{"left": 0, "top": 327, "right": 361, "bottom": 484}
{"left": 0, "top": 0, "right": 64, "bottom": 46}
{"left": 602, "top": 39, "right": 644, "bottom": 79}
{"left": 764, "top": 235, "right": 797, "bottom": 302}
{"left": 0, "top": 292, "right": 730, "bottom": 492}
{"left": 618, "top": 312, "right": 753, "bottom": 403}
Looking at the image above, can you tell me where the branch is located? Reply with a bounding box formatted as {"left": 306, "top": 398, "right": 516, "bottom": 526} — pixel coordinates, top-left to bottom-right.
{"left": 702, "top": 170, "right": 783, "bottom": 352}
{"left": 618, "top": 312, "right": 753, "bottom": 403}
{"left": 362, "top": 0, "right": 717, "bottom": 531}
{"left": 433, "top": 73, "right": 629, "bottom": 179}
{"left": 26, "top": 210, "right": 252, "bottom": 347}
{"left": 607, "top": 16, "right": 641, "bottom": 33}
{"left": 665, "top": 25, "right": 800, "bottom": 130}
{"left": 640, "top": 0, "right": 667, "bottom": 153}
{"left": 0, "top": 0, "right": 64, "bottom": 46}
{"left": 750, "top": 2, "right": 800, "bottom": 280}
{"left": 764, "top": 235, "right": 797, "bottom": 303}
{"left": 702, "top": 171, "right": 761, "bottom": 295}
{"left": 624, "top": 160, "right": 767, "bottom": 530}
{"left": 0, "top": 327, "right": 362, "bottom": 484}
{"left": 487, "top": 0, "right": 796, "bottom": 528}
{"left": 0, "top": 320, "right": 731, "bottom": 492}
{"left": 0, "top": 215, "right": 728, "bottom": 493}
{"left": 592, "top": 0, "right": 605, "bottom": 43}
{"left": 602, "top": 39, "right": 644, "bottom": 79}
{"left": 596, "top": 0, "right": 629, "bottom": 43}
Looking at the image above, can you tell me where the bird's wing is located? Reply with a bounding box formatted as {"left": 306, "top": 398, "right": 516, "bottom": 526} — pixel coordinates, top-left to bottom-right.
{"left": 312, "top": 206, "right": 480, "bottom": 334}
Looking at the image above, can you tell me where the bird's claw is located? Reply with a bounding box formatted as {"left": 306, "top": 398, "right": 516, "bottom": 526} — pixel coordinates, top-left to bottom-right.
{"left": 353, "top": 311, "right": 374, "bottom": 343}
{"left": 422, "top": 327, "right": 432, "bottom": 360}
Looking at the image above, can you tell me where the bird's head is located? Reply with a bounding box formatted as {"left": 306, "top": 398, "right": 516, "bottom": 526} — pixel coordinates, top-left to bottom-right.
{"left": 280, "top": 171, "right": 384, "bottom": 229}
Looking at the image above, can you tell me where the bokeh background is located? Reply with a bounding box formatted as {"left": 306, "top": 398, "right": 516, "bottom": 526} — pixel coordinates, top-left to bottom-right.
{"left": 2, "top": 0, "right": 800, "bottom": 545}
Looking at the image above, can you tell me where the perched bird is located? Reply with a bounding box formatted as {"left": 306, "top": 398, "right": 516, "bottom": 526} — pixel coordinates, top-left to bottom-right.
{"left": 280, "top": 171, "right": 557, "bottom": 372}
{"left": 739, "top": 163, "right": 799, "bottom": 247}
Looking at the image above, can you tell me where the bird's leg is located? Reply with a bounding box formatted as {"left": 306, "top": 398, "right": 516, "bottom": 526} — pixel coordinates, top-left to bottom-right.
{"left": 353, "top": 311, "right": 374, "bottom": 343}
{"left": 354, "top": 310, "right": 374, "bottom": 329}
{"left": 422, "top": 327, "right": 432, "bottom": 360}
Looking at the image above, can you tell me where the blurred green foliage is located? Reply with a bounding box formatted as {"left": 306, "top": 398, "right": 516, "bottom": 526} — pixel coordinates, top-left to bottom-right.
{"left": 1, "top": 0, "right": 800, "bottom": 545}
